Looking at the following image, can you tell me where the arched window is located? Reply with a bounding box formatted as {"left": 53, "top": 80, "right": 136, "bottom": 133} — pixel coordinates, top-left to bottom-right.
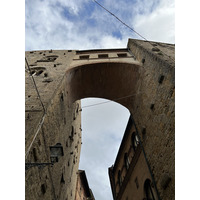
{"left": 144, "top": 179, "right": 155, "bottom": 200}
{"left": 118, "top": 170, "right": 122, "bottom": 187}
{"left": 124, "top": 153, "right": 130, "bottom": 170}
{"left": 131, "top": 132, "right": 140, "bottom": 151}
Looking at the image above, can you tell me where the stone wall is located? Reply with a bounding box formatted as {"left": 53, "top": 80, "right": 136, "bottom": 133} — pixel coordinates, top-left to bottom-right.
{"left": 25, "top": 50, "right": 82, "bottom": 200}
{"left": 25, "top": 39, "right": 175, "bottom": 200}
{"left": 127, "top": 39, "right": 175, "bottom": 200}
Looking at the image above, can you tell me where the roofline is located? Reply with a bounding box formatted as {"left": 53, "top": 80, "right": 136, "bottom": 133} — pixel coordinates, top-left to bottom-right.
{"left": 78, "top": 170, "right": 93, "bottom": 198}
{"left": 76, "top": 48, "right": 128, "bottom": 54}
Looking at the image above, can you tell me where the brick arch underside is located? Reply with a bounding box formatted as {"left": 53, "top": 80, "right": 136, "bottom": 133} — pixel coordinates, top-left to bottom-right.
{"left": 65, "top": 62, "right": 141, "bottom": 111}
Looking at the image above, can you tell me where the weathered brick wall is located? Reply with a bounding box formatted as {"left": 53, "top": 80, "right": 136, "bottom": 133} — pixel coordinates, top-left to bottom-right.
{"left": 128, "top": 39, "right": 175, "bottom": 200}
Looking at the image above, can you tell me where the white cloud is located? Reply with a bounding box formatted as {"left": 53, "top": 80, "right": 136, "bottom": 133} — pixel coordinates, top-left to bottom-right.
{"left": 132, "top": 0, "right": 175, "bottom": 43}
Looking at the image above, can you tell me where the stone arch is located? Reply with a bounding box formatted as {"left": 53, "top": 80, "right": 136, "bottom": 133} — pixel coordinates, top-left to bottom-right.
{"left": 65, "top": 61, "right": 142, "bottom": 112}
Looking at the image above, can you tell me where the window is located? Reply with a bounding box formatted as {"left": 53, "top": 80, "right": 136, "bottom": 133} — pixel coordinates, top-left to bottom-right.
{"left": 79, "top": 55, "right": 89, "bottom": 59}
{"left": 124, "top": 153, "right": 130, "bottom": 170}
{"left": 144, "top": 179, "right": 155, "bottom": 200}
{"left": 98, "top": 54, "right": 108, "bottom": 58}
{"left": 131, "top": 132, "right": 140, "bottom": 151}
{"left": 117, "top": 53, "right": 127, "bottom": 57}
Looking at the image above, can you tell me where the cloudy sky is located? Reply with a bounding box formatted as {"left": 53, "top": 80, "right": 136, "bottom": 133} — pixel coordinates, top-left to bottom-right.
{"left": 25, "top": 0, "right": 175, "bottom": 199}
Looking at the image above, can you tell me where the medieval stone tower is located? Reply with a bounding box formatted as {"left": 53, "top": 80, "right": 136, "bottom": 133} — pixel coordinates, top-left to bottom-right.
{"left": 25, "top": 38, "right": 175, "bottom": 200}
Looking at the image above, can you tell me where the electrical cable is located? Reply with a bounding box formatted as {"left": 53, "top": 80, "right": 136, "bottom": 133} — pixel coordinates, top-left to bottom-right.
{"left": 25, "top": 57, "right": 46, "bottom": 113}
{"left": 81, "top": 92, "right": 144, "bottom": 109}
{"left": 92, "top": 0, "right": 175, "bottom": 62}
{"left": 25, "top": 57, "right": 46, "bottom": 159}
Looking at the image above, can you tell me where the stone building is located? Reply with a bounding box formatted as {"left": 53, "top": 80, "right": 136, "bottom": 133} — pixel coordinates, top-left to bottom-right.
{"left": 109, "top": 116, "right": 159, "bottom": 200}
{"left": 75, "top": 170, "right": 95, "bottom": 200}
{"left": 25, "top": 38, "right": 175, "bottom": 200}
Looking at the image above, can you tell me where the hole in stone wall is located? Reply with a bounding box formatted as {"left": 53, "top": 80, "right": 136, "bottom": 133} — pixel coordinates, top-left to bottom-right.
{"left": 76, "top": 103, "right": 79, "bottom": 113}
{"left": 33, "top": 148, "right": 38, "bottom": 162}
{"left": 142, "top": 58, "right": 145, "bottom": 64}
{"left": 68, "top": 50, "right": 72, "bottom": 52}
{"left": 44, "top": 72, "right": 48, "bottom": 77}
{"left": 37, "top": 55, "right": 58, "bottom": 62}
{"left": 150, "top": 104, "right": 155, "bottom": 110}
{"left": 41, "top": 184, "right": 46, "bottom": 194}
{"left": 158, "top": 52, "right": 163, "bottom": 56}
{"left": 60, "top": 93, "right": 64, "bottom": 101}
{"left": 60, "top": 173, "right": 65, "bottom": 184}
{"left": 31, "top": 70, "right": 35, "bottom": 75}
{"left": 142, "top": 128, "right": 146, "bottom": 140}
{"left": 30, "top": 67, "right": 46, "bottom": 76}
{"left": 152, "top": 47, "right": 160, "bottom": 52}
{"left": 158, "top": 75, "right": 165, "bottom": 84}
{"left": 36, "top": 70, "right": 43, "bottom": 76}
{"left": 70, "top": 126, "right": 74, "bottom": 140}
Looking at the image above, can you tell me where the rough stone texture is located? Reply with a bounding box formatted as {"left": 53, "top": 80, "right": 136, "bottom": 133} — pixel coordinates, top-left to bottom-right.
{"left": 25, "top": 50, "right": 82, "bottom": 200}
{"left": 75, "top": 170, "right": 95, "bottom": 200}
{"left": 25, "top": 39, "right": 174, "bottom": 200}
{"left": 109, "top": 116, "right": 158, "bottom": 200}
{"left": 127, "top": 39, "right": 175, "bottom": 200}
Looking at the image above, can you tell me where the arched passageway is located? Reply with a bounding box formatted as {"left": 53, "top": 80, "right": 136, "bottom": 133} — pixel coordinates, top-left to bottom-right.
{"left": 64, "top": 61, "right": 141, "bottom": 199}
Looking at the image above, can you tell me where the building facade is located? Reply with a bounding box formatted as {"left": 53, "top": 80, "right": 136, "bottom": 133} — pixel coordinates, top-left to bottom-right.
{"left": 109, "top": 116, "right": 159, "bottom": 200}
{"left": 75, "top": 170, "right": 95, "bottom": 200}
{"left": 25, "top": 39, "right": 175, "bottom": 200}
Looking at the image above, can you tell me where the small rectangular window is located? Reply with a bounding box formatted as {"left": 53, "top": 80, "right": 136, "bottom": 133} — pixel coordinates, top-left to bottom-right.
{"left": 79, "top": 55, "right": 89, "bottom": 59}
{"left": 98, "top": 54, "right": 108, "bottom": 58}
{"left": 117, "top": 53, "right": 127, "bottom": 57}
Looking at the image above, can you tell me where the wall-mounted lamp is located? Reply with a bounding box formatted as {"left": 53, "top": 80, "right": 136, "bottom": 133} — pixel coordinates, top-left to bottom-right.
{"left": 25, "top": 143, "right": 64, "bottom": 170}
{"left": 50, "top": 143, "right": 64, "bottom": 163}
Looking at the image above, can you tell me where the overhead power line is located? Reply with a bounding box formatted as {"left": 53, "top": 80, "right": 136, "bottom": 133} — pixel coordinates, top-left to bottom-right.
{"left": 93, "top": 0, "right": 147, "bottom": 41}
{"left": 25, "top": 57, "right": 46, "bottom": 159}
{"left": 81, "top": 93, "right": 143, "bottom": 109}
{"left": 92, "top": 0, "right": 175, "bottom": 62}
{"left": 25, "top": 57, "right": 46, "bottom": 113}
